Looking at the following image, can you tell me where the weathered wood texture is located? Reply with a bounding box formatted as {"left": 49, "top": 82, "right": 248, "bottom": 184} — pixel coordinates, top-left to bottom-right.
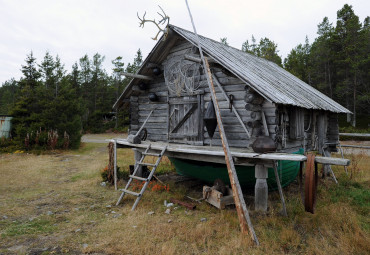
{"left": 327, "top": 113, "right": 339, "bottom": 152}
{"left": 317, "top": 112, "right": 328, "bottom": 154}
{"left": 128, "top": 39, "right": 339, "bottom": 153}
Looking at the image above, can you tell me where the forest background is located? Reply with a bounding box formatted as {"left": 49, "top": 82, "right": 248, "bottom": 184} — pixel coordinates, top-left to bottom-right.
{"left": 0, "top": 4, "right": 368, "bottom": 150}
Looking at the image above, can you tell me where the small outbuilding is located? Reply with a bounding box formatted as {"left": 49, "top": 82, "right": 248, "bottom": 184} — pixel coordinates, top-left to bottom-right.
{"left": 114, "top": 24, "right": 349, "bottom": 154}
{"left": 0, "top": 115, "right": 13, "bottom": 139}
{"left": 111, "top": 25, "right": 350, "bottom": 214}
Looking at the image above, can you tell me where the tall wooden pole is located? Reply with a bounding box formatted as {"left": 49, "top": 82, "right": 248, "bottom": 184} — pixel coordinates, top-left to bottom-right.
{"left": 185, "top": 0, "right": 259, "bottom": 245}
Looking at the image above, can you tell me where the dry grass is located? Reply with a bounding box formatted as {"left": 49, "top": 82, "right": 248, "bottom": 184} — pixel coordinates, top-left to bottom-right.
{"left": 0, "top": 142, "right": 369, "bottom": 254}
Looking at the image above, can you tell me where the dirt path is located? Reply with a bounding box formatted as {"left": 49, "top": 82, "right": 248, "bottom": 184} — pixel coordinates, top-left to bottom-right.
{"left": 81, "top": 133, "right": 127, "bottom": 143}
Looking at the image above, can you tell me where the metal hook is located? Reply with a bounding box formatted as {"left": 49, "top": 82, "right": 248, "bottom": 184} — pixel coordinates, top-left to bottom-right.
{"left": 229, "top": 94, "right": 234, "bottom": 112}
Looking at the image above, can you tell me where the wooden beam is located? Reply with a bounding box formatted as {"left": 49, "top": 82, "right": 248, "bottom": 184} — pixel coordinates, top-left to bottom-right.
{"left": 112, "top": 139, "right": 350, "bottom": 166}
{"left": 204, "top": 57, "right": 258, "bottom": 244}
{"left": 120, "top": 72, "right": 154, "bottom": 81}
{"left": 272, "top": 161, "right": 287, "bottom": 216}
{"left": 212, "top": 74, "right": 251, "bottom": 138}
{"left": 315, "top": 156, "right": 350, "bottom": 166}
{"left": 185, "top": 1, "right": 258, "bottom": 244}
{"left": 184, "top": 54, "right": 216, "bottom": 64}
{"left": 261, "top": 110, "right": 269, "bottom": 136}
{"left": 340, "top": 144, "right": 370, "bottom": 149}
{"left": 339, "top": 133, "right": 370, "bottom": 138}
{"left": 114, "top": 139, "right": 117, "bottom": 190}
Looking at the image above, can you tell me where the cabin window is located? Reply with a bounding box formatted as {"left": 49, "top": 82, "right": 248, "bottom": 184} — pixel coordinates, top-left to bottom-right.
{"left": 289, "top": 108, "right": 304, "bottom": 139}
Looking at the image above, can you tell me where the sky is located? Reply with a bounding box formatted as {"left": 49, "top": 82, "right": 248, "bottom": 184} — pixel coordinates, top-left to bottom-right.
{"left": 0, "top": 0, "right": 369, "bottom": 85}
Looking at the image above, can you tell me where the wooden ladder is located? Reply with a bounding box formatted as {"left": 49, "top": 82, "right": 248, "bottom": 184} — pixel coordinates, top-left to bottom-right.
{"left": 116, "top": 144, "right": 167, "bottom": 211}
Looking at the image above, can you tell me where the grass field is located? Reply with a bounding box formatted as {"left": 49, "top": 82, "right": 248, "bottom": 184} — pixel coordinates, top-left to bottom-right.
{"left": 0, "top": 141, "right": 369, "bottom": 254}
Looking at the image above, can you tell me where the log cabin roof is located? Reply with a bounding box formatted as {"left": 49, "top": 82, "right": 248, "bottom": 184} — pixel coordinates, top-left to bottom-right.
{"left": 114, "top": 25, "right": 350, "bottom": 114}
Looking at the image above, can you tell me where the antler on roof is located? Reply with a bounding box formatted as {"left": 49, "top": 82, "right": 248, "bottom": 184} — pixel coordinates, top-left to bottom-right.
{"left": 137, "top": 5, "right": 170, "bottom": 40}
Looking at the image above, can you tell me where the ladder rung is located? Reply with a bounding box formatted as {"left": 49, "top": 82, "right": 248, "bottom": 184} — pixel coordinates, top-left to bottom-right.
{"left": 129, "top": 175, "right": 148, "bottom": 182}
{"left": 139, "top": 162, "right": 156, "bottom": 167}
{"left": 120, "top": 189, "right": 140, "bottom": 197}
{"left": 142, "top": 152, "right": 161, "bottom": 157}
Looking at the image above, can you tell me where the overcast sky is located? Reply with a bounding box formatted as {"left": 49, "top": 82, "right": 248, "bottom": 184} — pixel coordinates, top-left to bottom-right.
{"left": 0, "top": 0, "right": 369, "bottom": 85}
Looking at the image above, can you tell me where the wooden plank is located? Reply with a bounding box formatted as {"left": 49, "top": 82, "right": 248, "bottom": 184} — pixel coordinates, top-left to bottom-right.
{"left": 212, "top": 74, "right": 250, "bottom": 138}
{"left": 169, "top": 133, "right": 198, "bottom": 139}
{"left": 133, "top": 122, "right": 168, "bottom": 129}
{"left": 204, "top": 84, "right": 247, "bottom": 93}
{"left": 340, "top": 145, "right": 370, "bottom": 149}
{"left": 147, "top": 134, "right": 168, "bottom": 141}
{"left": 218, "top": 101, "right": 246, "bottom": 109}
{"left": 138, "top": 104, "right": 168, "bottom": 111}
{"left": 339, "top": 133, "right": 370, "bottom": 138}
{"left": 201, "top": 56, "right": 257, "bottom": 243}
{"left": 170, "top": 104, "right": 198, "bottom": 133}
{"left": 184, "top": 54, "right": 216, "bottom": 64}
{"left": 169, "top": 98, "right": 198, "bottom": 104}
{"left": 204, "top": 138, "right": 250, "bottom": 148}
{"left": 138, "top": 110, "right": 168, "bottom": 117}
{"left": 317, "top": 113, "right": 327, "bottom": 154}
{"left": 121, "top": 72, "right": 153, "bottom": 80}
{"left": 168, "top": 90, "right": 204, "bottom": 98}
{"left": 204, "top": 92, "right": 245, "bottom": 101}
{"left": 169, "top": 41, "right": 192, "bottom": 54}
{"left": 114, "top": 139, "right": 350, "bottom": 165}
{"left": 138, "top": 116, "right": 167, "bottom": 123}
{"left": 204, "top": 132, "right": 250, "bottom": 140}
{"left": 144, "top": 128, "right": 168, "bottom": 135}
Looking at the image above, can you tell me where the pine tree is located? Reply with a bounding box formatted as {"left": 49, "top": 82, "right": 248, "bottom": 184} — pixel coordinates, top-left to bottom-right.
{"left": 112, "top": 56, "right": 125, "bottom": 128}
{"left": 220, "top": 37, "right": 229, "bottom": 46}
{"left": 284, "top": 37, "right": 311, "bottom": 84}
{"left": 334, "top": 4, "right": 362, "bottom": 126}
{"left": 242, "top": 36, "right": 282, "bottom": 66}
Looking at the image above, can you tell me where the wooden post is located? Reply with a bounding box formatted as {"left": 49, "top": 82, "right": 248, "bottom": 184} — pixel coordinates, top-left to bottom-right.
{"left": 114, "top": 139, "right": 117, "bottom": 190}
{"left": 255, "top": 164, "right": 268, "bottom": 212}
{"left": 317, "top": 112, "right": 327, "bottom": 155}
{"left": 185, "top": 0, "right": 258, "bottom": 244}
{"left": 204, "top": 58, "right": 258, "bottom": 244}
{"left": 133, "top": 149, "right": 143, "bottom": 177}
{"left": 272, "top": 161, "right": 287, "bottom": 216}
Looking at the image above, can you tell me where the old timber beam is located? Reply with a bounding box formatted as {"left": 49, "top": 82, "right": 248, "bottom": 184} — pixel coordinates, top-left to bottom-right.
{"left": 120, "top": 72, "right": 154, "bottom": 81}
{"left": 185, "top": 0, "right": 259, "bottom": 245}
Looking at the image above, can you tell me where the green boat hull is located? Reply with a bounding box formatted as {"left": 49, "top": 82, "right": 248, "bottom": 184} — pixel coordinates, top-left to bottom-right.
{"left": 169, "top": 148, "right": 304, "bottom": 190}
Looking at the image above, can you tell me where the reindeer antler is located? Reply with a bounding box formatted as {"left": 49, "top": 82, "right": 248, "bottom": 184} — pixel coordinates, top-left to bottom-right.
{"left": 137, "top": 5, "right": 170, "bottom": 41}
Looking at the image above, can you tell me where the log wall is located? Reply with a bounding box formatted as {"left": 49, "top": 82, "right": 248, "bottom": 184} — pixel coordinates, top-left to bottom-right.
{"left": 128, "top": 39, "right": 338, "bottom": 152}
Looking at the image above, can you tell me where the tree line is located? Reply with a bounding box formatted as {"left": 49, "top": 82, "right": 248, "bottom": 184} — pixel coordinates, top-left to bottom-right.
{"left": 239, "top": 4, "right": 369, "bottom": 127}
{"left": 0, "top": 4, "right": 368, "bottom": 150}
{"left": 0, "top": 49, "right": 142, "bottom": 149}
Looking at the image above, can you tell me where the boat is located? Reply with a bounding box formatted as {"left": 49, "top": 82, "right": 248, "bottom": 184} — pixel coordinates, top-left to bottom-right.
{"left": 169, "top": 148, "right": 304, "bottom": 190}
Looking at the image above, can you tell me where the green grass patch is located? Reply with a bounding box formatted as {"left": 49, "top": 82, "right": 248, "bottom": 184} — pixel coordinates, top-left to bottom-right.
{"left": 1, "top": 218, "right": 56, "bottom": 237}
{"left": 329, "top": 180, "right": 370, "bottom": 215}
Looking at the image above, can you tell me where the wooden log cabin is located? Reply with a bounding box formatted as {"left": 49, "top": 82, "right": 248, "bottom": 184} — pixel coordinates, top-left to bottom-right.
{"left": 112, "top": 25, "right": 350, "bottom": 211}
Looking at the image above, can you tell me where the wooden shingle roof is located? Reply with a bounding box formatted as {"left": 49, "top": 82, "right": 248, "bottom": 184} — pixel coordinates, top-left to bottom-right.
{"left": 114, "top": 25, "right": 350, "bottom": 113}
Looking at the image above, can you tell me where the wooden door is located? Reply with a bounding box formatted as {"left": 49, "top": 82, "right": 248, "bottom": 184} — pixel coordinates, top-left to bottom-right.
{"left": 168, "top": 93, "right": 203, "bottom": 145}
